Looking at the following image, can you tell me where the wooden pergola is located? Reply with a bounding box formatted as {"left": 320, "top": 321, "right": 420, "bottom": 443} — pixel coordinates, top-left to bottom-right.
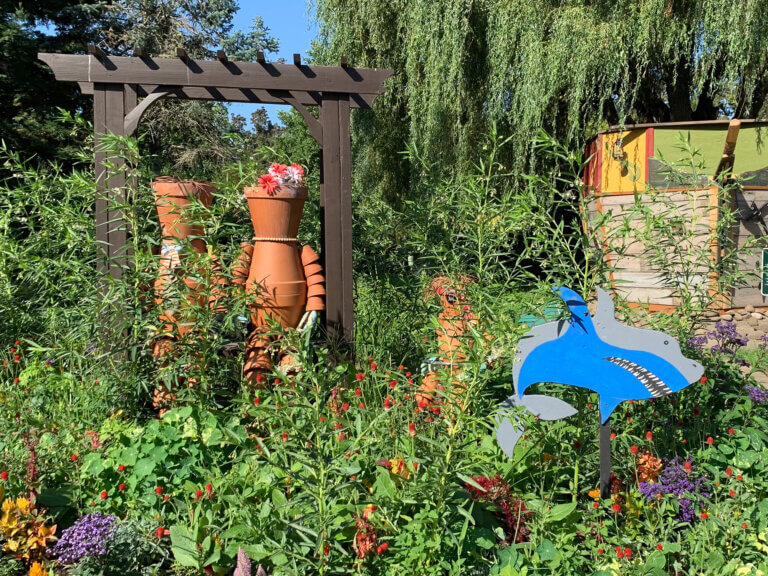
{"left": 38, "top": 48, "right": 393, "bottom": 344}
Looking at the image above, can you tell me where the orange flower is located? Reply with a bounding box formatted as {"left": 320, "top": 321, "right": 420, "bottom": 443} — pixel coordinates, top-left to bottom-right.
{"left": 587, "top": 488, "right": 600, "bottom": 501}
{"left": 29, "top": 562, "right": 47, "bottom": 576}
{"left": 637, "top": 451, "right": 662, "bottom": 483}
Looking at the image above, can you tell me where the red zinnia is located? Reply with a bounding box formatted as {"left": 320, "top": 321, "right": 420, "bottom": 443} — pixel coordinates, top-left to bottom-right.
{"left": 376, "top": 542, "right": 389, "bottom": 555}
{"left": 253, "top": 397, "right": 260, "bottom": 406}
{"left": 370, "top": 363, "right": 378, "bottom": 371}
{"left": 0, "top": 471, "right": 7, "bottom": 481}
{"left": 100, "top": 491, "right": 108, "bottom": 500}
{"left": 71, "top": 454, "right": 78, "bottom": 462}
{"left": 729, "top": 490, "right": 736, "bottom": 497}
{"left": 384, "top": 397, "right": 393, "bottom": 410}
{"left": 195, "top": 489, "right": 203, "bottom": 500}
{"left": 706, "top": 436, "right": 714, "bottom": 445}
{"left": 646, "top": 431, "right": 653, "bottom": 441}
{"left": 726, "top": 467, "right": 733, "bottom": 476}
{"left": 342, "top": 402, "right": 350, "bottom": 411}
{"left": 612, "top": 504, "right": 621, "bottom": 513}
{"left": 684, "top": 461, "right": 692, "bottom": 473}
{"left": 206, "top": 483, "right": 213, "bottom": 496}
{"left": 358, "top": 402, "right": 365, "bottom": 409}
{"left": 700, "top": 512, "right": 708, "bottom": 519}
{"left": 118, "top": 483, "right": 125, "bottom": 491}
{"left": 356, "top": 372, "right": 364, "bottom": 381}
{"left": 630, "top": 445, "right": 638, "bottom": 454}
{"left": 117, "top": 464, "right": 125, "bottom": 472}
{"left": 156, "top": 527, "right": 165, "bottom": 539}
{"left": 258, "top": 173, "right": 278, "bottom": 195}
{"left": 282, "top": 432, "right": 288, "bottom": 442}
{"left": 355, "top": 388, "right": 362, "bottom": 396}
{"left": 728, "top": 428, "right": 735, "bottom": 435}
{"left": 656, "top": 543, "right": 663, "bottom": 550}
{"left": 155, "top": 486, "right": 163, "bottom": 495}
{"left": 597, "top": 548, "right": 604, "bottom": 555}
{"left": 742, "top": 522, "right": 748, "bottom": 529}
{"left": 624, "top": 548, "right": 632, "bottom": 559}
{"left": 408, "top": 423, "right": 416, "bottom": 436}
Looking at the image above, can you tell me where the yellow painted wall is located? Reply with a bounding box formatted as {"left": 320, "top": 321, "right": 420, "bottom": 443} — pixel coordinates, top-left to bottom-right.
{"left": 601, "top": 130, "right": 647, "bottom": 194}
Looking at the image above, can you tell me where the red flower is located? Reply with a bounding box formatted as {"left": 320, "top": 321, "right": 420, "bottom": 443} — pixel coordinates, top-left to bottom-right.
{"left": 728, "top": 428, "right": 735, "bottom": 435}
{"left": 656, "top": 543, "right": 663, "bottom": 550}
{"left": 0, "top": 471, "right": 7, "bottom": 481}
{"left": 206, "top": 483, "right": 213, "bottom": 496}
{"left": 255, "top": 374, "right": 263, "bottom": 383}
{"left": 413, "top": 462, "right": 419, "bottom": 471}
{"left": 358, "top": 402, "right": 365, "bottom": 409}
{"left": 726, "top": 467, "right": 733, "bottom": 476}
{"left": 258, "top": 173, "right": 278, "bottom": 195}
{"left": 630, "top": 445, "right": 638, "bottom": 454}
{"left": 376, "top": 542, "right": 389, "bottom": 555}
{"left": 155, "top": 486, "right": 163, "bottom": 495}
{"left": 684, "top": 461, "right": 692, "bottom": 473}
{"left": 13, "top": 355, "right": 19, "bottom": 362}
{"left": 646, "top": 431, "right": 653, "bottom": 441}
{"left": 342, "top": 403, "right": 350, "bottom": 411}
{"left": 700, "top": 512, "right": 708, "bottom": 519}
{"left": 195, "top": 489, "right": 203, "bottom": 500}
{"left": 356, "top": 372, "right": 364, "bottom": 381}
{"left": 383, "top": 397, "right": 393, "bottom": 410}
{"left": 706, "top": 436, "right": 714, "bottom": 445}
{"left": 355, "top": 388, "right": 362, "bottom": 396}
{"left": 405, "top": 371, "right": 412, "bottom": 377}
{"left": 389, "top": 380, "right": 397, "bottom": 389}
{"left": 597, "top": 548, "right": 604, "bottom": 555}
{"left": 612, "top": 504, "right": 621, "bottom": 513}
{"left": 737, "top": 474, "right": 743, "bottom": 481}
{"left": 269, "top": 163, "right": 288, "bottom": 177}
{"left": 163, "top": 495, "right": 169, "bottom": 501}
{"left": 610, "top": 432, "right": 617, "bottom": 440}
{"left": 118, "top": 483, "right": 125, "bottom": 491}
{"left": 370, "top": 363, "right": 378, "bottom": 371}
{"left": 100, "top": 490, "right": 108, "bottom": 500}
{"left": 408, "top": 423, "right": 416, "bottom": 436}
{"left": 700, "top": 376, "right": 707, "bottom": 384}
{"left": 616, "top": 549, "right": 624, "bottom": 559}
{"left": 253, "top": 397, "right": 260, "bottom": 406}
{"left": 282, "top": 432, "right": 288, "bottom": 442}
{"left": 71, "top": 454, "right": 78, "bottom": 462}
{"left": 742, "top": 522, "right": 748, "bottom": 529}
{"left": 592, "top": 502, "right": 598, "bottom": 509}
{"left": 624, "top": 548, "right": 632, "bottom": 559}
{"left": 729, "top": 490, "right": 736, "bottom": 497}
{"left": 117, "top": 464, "right": 125, "bottom": 472}
{"left": 155, "top": 527, "right": 165, "bottom": 539}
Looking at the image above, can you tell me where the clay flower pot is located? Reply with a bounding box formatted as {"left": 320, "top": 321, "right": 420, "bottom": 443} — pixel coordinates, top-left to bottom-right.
{"left": 243, "top": 185, "right": 309, "bottom": 330}
{"left": 152, "top": 177, "right": 217, "bottom": 338}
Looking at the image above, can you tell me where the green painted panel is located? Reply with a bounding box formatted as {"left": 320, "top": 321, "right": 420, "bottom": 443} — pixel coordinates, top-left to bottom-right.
{"left": 654, "top": 126, "right": 768, "bottom": 176}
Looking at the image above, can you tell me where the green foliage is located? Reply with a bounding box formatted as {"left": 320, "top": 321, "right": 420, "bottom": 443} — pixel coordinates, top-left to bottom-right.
{"left": 313, "top": 0, "right": 768, "bottom": 202}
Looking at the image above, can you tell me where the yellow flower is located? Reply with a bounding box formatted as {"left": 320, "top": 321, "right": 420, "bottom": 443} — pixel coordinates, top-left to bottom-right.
{"left": 588, "top": 489, "right": 601, "bottom": 501}
{"left": 15, "top": 497, "right": 31, "bottom": 514}
{"left": 1, "top": 498, "right": 15, "bottom": 513}
{"left": 389, "top": 457, "right": 410, "bottom": 479}
{"left": 29, "top": 562, "right": 48, "bottom": 576}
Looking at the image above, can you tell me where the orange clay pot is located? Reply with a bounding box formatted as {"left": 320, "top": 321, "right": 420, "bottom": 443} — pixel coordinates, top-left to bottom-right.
{"left": 416, "top": 276, "right": 477, "bottom": 406}
{"left": 152, "top": 177, "right": 217, "bottom": 336}
{"left": 243, "top": 185, "right": 309, "bottom": 330}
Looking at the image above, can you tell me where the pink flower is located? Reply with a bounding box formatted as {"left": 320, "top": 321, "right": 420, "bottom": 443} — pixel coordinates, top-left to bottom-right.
{"left": 258, "top": 173, "right": 279, "bottom": 195}
{"left": 268, "top": 163, "right": 288, "bottom": 178}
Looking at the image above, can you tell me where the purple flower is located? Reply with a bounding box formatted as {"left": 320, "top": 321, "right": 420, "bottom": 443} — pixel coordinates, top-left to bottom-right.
{"left": 52, "top": 513, "right": 117, "bottom": 564}
{"left": 744, "top": 385, "right": 768, "bottom": 404}
{"left": 638, "top": 457, "right": 710, "bottom": 523}
{"left": 687, "top": 336, "right": 708, "bottom": 349}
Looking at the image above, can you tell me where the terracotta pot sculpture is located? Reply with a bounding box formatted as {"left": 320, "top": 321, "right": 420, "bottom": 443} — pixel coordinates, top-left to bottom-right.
{"left": 416, "top": 276, "right": 478, "bottom": 407}
{"left": 239, "top": 180, "right": 325, "bottom": 384}
{"left": 151, "top": 176, "right": 225, "bottom": 413}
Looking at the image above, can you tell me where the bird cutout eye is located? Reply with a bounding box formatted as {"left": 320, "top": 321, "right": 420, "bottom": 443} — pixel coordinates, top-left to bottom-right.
{"left": 664, "top": 340, "right": 669, "bottom": 345}
{"left": 445, "top": 293, "right": 457, "bottom": 304}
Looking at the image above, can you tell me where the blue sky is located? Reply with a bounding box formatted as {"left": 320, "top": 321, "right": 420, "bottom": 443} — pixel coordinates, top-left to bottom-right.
{"left": 229, "top": 1, "right": 318, "bottom": 126}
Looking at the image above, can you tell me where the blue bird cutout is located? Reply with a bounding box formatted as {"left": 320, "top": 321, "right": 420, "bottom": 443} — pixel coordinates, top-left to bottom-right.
{"left": 496, "top": 286, "right": 704, "bottom": 458}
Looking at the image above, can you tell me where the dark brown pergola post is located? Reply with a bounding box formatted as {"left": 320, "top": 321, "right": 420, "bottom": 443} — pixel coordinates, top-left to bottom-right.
{"left": 39, "top": 50, "right": 392, "bottom": 345}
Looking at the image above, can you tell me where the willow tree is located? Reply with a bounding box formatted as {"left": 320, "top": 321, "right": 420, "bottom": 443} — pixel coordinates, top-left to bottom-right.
{"left": 311, "top": 0, "right": 768, "bottom": 203}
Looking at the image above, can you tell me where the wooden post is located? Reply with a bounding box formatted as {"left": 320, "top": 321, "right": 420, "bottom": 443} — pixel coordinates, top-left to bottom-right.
{"left": 599, "top": 423, "right": 611, "bottom": 499}
{"left": 93, "top": 83, "right": 132, "bottom": 279}
{"left": 320, "top": 94, "right": 354, "bottom": 346}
